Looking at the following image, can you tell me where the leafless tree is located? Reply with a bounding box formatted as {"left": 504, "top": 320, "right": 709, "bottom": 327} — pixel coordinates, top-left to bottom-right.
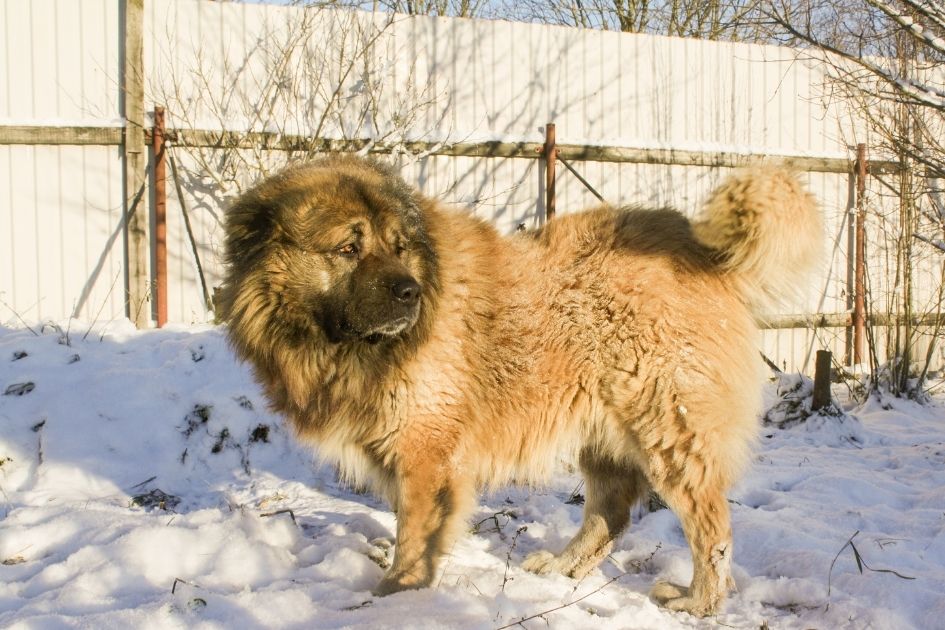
{"left": 151, "top": 5, "right": 441, "bottom": 198}
{"left": 766, "top": 1, "right": 944, "bottom": 173}
{"left": 765, "top": 0, "right": 945, "bottom": 397}
{"left": 276, "top": 0, "right": 492, "bottom": 18}
{"left": 499, "top": 0, "right": 767, "bottom": 41}
{"left": 362, "top": 0, "right": 490, "bottom": 17}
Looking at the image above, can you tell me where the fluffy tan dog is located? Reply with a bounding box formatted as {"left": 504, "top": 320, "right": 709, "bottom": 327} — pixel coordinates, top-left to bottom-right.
{"left": 218, "top": 155, "right": 821, "bottom": 616}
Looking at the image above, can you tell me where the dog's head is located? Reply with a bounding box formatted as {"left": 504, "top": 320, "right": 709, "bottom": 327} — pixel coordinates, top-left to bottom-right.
{"left": 219, "top": 155, "right": 437, "bottom": 347}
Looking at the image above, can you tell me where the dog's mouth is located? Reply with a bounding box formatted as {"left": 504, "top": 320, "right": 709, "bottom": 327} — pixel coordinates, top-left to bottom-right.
{"left": 360, "top": 314, "right": 419, "bottom": 343}
{"left": 326, "top": 311, "right": 419, "bottom": 345}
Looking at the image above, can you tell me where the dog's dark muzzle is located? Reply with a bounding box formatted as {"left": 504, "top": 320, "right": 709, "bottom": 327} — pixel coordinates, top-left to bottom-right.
{"left": 321, "top": 259, "right": 423, "bottom": 344}
{"left": 390, "top": 276, "right": 421, "bottom": 306}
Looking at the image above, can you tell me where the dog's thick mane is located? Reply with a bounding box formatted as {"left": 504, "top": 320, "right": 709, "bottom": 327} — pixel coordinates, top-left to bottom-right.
{"left": 216, "top": 157, "right": 444, "bottom": 441}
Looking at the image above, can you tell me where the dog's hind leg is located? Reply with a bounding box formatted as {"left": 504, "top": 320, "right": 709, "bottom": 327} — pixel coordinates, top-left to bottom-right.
{"left": 522, "top": 451, "right": 648, "bottom": 579}
{"left": 648, "top": 481, "right": 733, "bottom": 617}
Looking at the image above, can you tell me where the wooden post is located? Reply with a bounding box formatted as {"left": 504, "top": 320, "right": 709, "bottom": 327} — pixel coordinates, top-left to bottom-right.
{"left": 853, "top": 143, "right": 867, "bottom": 366}
{"left": 153, "top": 107, "right": 168, "bottom": 328}
{"left": 811, "top": 350, "right": 832, "bottom": 411}
{"left": 544, "top": 123, "right": 556, "bottom": 221}
{"left": 122, "top": 0, "right": 149, "bottom": 327}
{"left": 897, "top": 26, "right": 917, "bottom": 395}
{"left": 899, "top": 152, "right": 914, "bottom": 394}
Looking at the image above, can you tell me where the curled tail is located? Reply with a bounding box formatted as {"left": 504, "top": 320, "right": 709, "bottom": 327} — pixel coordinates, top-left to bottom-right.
{"left": 692, "top": 167, "right": 823, "bottom": 315}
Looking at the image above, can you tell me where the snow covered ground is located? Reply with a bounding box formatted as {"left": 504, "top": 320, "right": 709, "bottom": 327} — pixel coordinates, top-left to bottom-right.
{"left": 1, "top": 322, "right": 944, "bottom": 629}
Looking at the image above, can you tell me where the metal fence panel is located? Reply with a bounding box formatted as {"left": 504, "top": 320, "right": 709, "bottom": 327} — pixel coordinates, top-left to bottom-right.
{"left": 1, "top": 0, "right": 905, "bottom": 374}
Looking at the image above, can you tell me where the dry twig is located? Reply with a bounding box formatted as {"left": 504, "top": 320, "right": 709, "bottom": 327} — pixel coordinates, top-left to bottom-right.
{"left": 826, "top": 530, "right": 915, "bottom": 611}
{"left": 495, "top": 570, "right": 631, "bottom": 629}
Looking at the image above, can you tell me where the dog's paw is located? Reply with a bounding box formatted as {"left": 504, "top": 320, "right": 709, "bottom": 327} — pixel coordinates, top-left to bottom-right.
{"left": 521, "top": 550, "right": 561, "bottom": 575}
{"left": 372, "top": 575, "right": 410, "bottom": 597}
{"left": 649, "top": 581, "right": 686, "bottom": 602}
{"left": 650, "top": 581, "right": 718, "bottom": 617}
{"left": 522, "top": 550, "right": 599, "bottom": 578}
{"left": 373, "top": 568, "right": 431, "bottom": 597}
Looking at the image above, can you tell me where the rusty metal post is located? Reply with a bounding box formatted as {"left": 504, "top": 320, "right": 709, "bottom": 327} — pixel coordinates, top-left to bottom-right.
{"left": 853, "top": 143, "right": 867, "bottom": 365}
{"left": 811, "top": 350, "right": 833, "bottom": 411}
{"left": 544, "top": 123, "right": 556, "bottom": 221}
{"left": 153, "top": 107, "right": 168, "bottom": 328}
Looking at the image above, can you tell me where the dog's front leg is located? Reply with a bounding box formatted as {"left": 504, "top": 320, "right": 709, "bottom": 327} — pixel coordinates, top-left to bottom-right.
{"left": 373, "top": 442, "right": 474, "bottom": 596}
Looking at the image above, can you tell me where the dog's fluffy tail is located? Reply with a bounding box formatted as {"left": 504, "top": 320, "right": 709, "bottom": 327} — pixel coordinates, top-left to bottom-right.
{"left": 693, "top": 167, "right": 822, "bottom": 315}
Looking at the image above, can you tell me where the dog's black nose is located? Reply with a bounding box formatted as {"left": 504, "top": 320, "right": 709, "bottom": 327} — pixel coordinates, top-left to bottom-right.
{"left": 391, "top": 277, "right": 421, "bottom": 304}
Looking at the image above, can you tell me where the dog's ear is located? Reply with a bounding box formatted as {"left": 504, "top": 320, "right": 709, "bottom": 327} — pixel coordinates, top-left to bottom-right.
{"left": 223, "top": 193, "right": 281, "bottom": 271}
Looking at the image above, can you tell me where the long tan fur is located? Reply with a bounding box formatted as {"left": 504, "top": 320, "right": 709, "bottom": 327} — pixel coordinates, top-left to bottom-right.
{"left": 218, "top": 155, "right": 821, "bottom": 617}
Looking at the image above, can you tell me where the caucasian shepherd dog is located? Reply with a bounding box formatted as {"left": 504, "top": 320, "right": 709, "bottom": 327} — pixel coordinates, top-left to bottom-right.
{"left": 218, "top": 155, "right": 821, "bottom": 616}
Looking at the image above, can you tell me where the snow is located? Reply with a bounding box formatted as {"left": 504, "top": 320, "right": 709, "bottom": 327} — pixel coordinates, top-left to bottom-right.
{"left": 2, "top": 322, "right": 945, "bottom": 629}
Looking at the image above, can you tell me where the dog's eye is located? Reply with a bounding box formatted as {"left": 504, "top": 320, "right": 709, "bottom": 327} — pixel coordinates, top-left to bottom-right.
{"left": 396, "top": 244, "right": 407, "bottom": 256}
{"left": 336, "top": 243, "right": 359, "bottom": 258}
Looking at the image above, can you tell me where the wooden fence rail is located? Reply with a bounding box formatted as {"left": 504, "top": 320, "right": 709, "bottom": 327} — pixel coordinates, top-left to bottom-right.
{"left": 0, "top": 123, "right": 904, "bottom": 175}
